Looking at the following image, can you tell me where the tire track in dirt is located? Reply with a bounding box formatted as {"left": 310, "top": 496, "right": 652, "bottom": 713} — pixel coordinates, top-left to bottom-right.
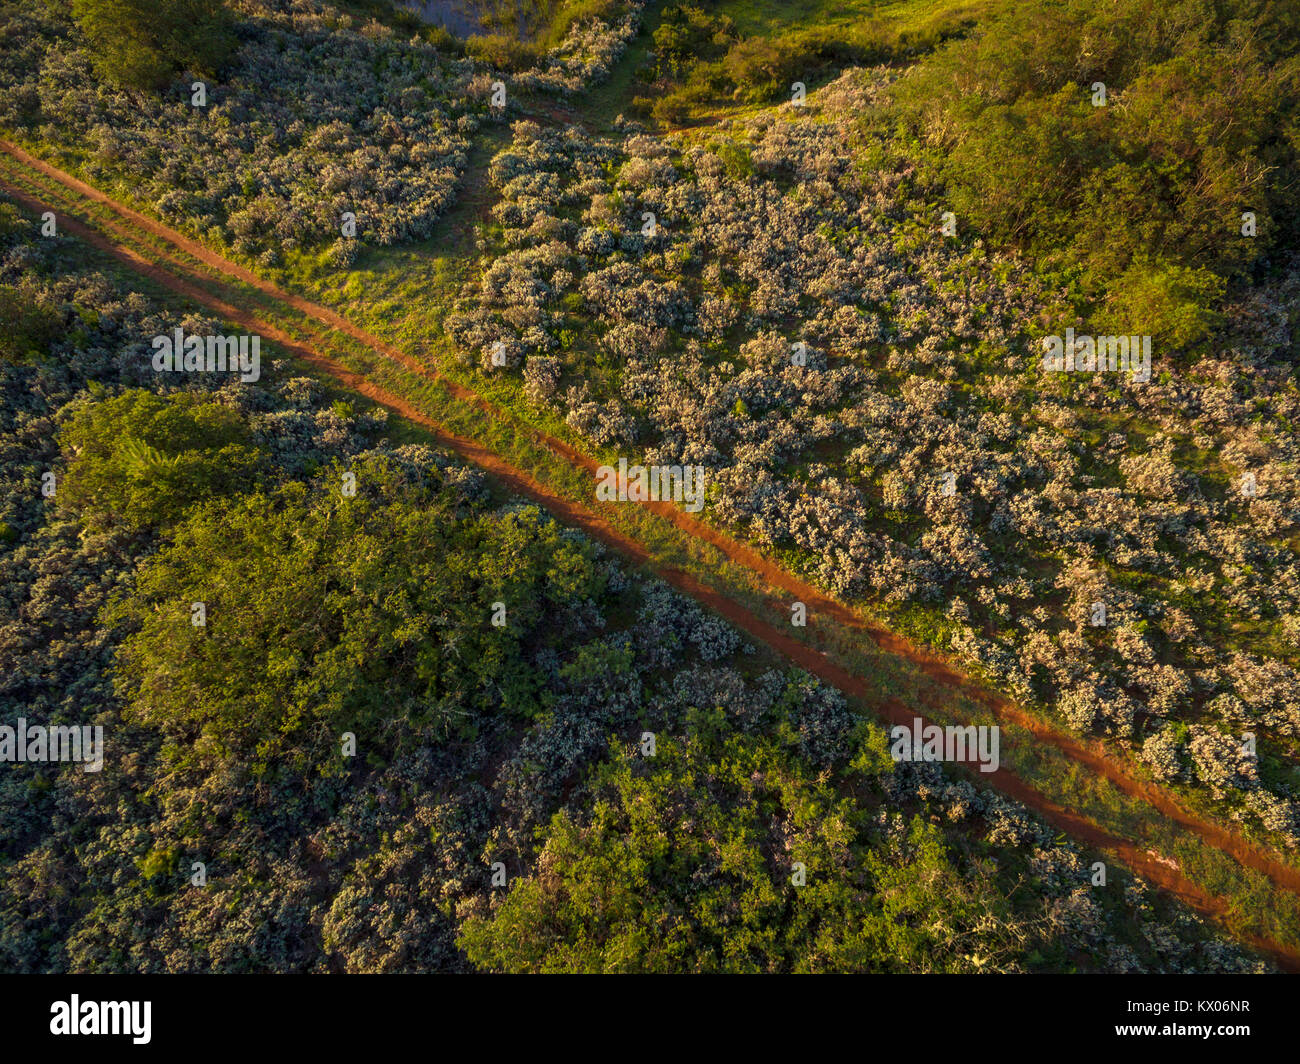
{"left": 6, "top": 156, "right": 1300, "bottom": 970}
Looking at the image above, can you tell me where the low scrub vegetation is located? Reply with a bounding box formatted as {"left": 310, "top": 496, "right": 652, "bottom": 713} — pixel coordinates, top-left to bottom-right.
{"left": 0, "top": 199, "right": 1267, "bottom": 973}
{"left": 453, "top": 47, "right": 1300, "bottom": 847}
{"left": 4, "top": 0, "right": 1298, "bottom": 976}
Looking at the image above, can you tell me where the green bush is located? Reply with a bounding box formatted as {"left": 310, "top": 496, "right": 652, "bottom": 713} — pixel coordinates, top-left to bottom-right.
{"left": 891, "top": 0, "right": 1300, "bottom": 351}
{"left": 723, "top": 36, "right": 809, "bottom": 102}
{"left": 465, "top": 33, "right": 539, "bottom": 71}
{"left": 102, "top": 456, "right": 609, "bottom": 773}
{"left": 70, "top": 0, "right": 237, "bottom": 91}
{"left": 57, "top": 389, "right": 262, "bottom": 531}
{"left": 458, "top": 720, "right": 1030, "bottom": 973}
{"left": 653, "top": 5, "right": 737, "bottom": 79}
{"left": 1098, "top": 258, "right": 1227, "bottom": 350}
{"left": 0, "top": 284, "right": 59, "bottom": 363}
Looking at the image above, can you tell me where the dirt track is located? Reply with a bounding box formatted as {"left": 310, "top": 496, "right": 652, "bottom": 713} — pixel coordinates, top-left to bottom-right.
{"left": 5, "top": 142, "right": 1300, "bottom": 971}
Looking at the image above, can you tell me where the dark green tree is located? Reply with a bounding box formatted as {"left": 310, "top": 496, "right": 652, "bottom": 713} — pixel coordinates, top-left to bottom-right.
{"left": 458, "top": 719, "right": 1031, "bottom": 973}
{"left": 103, "top": 457, "right": 607, "bottom": 774}
{"left": 57, "top": 388, "right": 263, "bottom": 531}
{"left": 71, "top": 0, "right": 236, "bottom": 91}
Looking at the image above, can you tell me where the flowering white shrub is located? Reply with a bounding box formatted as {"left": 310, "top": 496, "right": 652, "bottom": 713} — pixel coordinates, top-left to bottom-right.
{"left": 510, "top": 7, "right": 646, "bottom": 95}
{"left": 453, "top": 69, "right": 1300, "bottom": 842}
{"left": 0, "top": 2, "right": 649, "bottom": 258}
{"left": 0, "top": 2, "right": 483, "bottom": 254}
